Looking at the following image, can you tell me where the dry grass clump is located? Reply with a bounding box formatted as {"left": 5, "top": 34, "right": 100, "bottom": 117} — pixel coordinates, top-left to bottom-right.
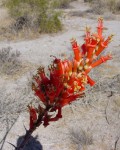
{"left": 107, "top": 0, "right": 120, "bottom": 13}
{"left": 71, "top": 128, "right": 93, "bottom": 149}
{"left": 2, "top": 0, "right": 62, "bottom": 35}
{"left": 0, "top": 47, "right": 22, "bottom": 75}
{"left": 86, "top": 0, "right": 120, "bottom": 14}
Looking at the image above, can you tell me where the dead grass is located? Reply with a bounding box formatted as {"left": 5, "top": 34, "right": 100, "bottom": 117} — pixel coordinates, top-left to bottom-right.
{"left": 71, "top": 128, "right": 93, "bottom": 149}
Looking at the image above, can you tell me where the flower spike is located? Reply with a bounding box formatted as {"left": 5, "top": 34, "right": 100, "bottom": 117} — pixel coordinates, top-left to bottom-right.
{"left": 16, "top": 19, "right": 113, "bottom": 150}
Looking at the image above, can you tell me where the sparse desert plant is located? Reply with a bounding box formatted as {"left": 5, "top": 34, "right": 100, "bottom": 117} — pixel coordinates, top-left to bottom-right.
{"left": 38, "top": 12, "right": 62, "bottom": 33}
{"left": 0, "top": 46, "right": 21, "bottom": 75}
{"left": 52, "top": 0, "right": 77, "bottom": 9}
{"left": 84, "top": 0, "right": 93, "bottom": 2}
{"left": 52, "top": 0, "right": 71, "bottom": 8}
{"left": 71, "top": 128, "right": 93, "bottom": 149}
{"left": 9, "top": 18, "right": 113, "bottom": 149}
{"left": 106, "top": 0, "right": 120, "bottom": 13}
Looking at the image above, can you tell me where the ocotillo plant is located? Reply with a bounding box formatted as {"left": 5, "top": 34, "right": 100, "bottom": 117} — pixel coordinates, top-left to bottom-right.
{"left": 14, "top": 18, "right": 113, "bottom": 150}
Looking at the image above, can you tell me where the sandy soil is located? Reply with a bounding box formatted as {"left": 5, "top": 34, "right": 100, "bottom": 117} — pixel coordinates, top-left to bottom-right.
{"left": 0, "top": 0, "right": 120, "bottom": 150}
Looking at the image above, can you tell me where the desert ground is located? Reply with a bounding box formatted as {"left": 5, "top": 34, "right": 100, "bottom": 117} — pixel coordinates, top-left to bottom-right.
{"left": 0, "top": 0, "right": 120, "bottom": 150}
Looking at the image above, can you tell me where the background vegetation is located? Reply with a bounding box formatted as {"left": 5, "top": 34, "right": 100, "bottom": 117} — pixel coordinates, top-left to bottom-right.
{"left": 3, "top": 0, "right": 62, "bottom": 33}
{"left": 3, "top": 0, "right": 78, "bottom": 34}
{"left": 52, "top": 0, "right": 77, "bottom": 8}
{"left": 85, "top": 0, "right": 120, "bottom": 14}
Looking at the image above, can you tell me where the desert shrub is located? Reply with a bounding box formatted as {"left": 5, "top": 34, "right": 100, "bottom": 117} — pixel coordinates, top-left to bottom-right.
{"left": 52, "top": 0, "right": 71, "bottom": 8}
{"left": 106, "top": 0, "right": 120, "bottom": 13}
{"left": 4, "top": 0, "right": 62, "bottom": 33}
{"left": 84, "top": 0, "right": 93, "bottom": 2}
{"left": 116, "top": 1, "right": 120, "bottom": 11}
{"left": 91, "top": 0, "right": 107, "bottom": 14}
{"left": 71, "top": 128, "right": 93, "bottom": 148}
{"left": 39, "top": 12, "right": 62, "bottom": 33}
{"left": 0, "top": 47, "right": 21, "bottom": 75}
{"left": 85, "top": 0, "right": 120, "bottom": 14}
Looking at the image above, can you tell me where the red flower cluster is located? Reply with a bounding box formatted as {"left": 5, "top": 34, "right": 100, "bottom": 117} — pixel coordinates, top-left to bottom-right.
{"left": 29, "top": 18, "right": 112, "bottom": 129}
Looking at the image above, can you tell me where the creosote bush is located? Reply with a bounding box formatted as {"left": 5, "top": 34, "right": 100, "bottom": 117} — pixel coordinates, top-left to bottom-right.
{"left": 4, "top": 0, "right": 62, "bottom": 33}
{"left": 0, "top": 47, "right": 21, "bottom": 75}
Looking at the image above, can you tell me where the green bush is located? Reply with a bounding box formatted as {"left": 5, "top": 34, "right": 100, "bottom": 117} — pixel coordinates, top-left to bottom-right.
{"left": 4, "top": 0, "right": 62, "bottom": 33}
{"left": 39, "top": 12, "right": 62, "bottom": 33}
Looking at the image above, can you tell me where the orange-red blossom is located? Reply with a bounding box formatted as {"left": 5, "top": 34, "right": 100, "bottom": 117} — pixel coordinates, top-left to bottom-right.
{"left": 29, "top": 18, "right": 112, "bottom": 129}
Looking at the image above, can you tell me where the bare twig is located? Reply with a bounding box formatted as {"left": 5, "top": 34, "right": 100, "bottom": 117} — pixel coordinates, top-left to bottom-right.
{"left": 7, "top": 142, "right": 17, "bottom": 149}
{"left": 0, "top": 116, "right": 18, "bottom": 150}
{"left": 114, "top": 136, "right": 120, "bottom": 150}
{"left": 107, "top": 91, "right": 113, "bottom": 97}
{"left": 105, "top": 100, "right": 110, "bottom": 125}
